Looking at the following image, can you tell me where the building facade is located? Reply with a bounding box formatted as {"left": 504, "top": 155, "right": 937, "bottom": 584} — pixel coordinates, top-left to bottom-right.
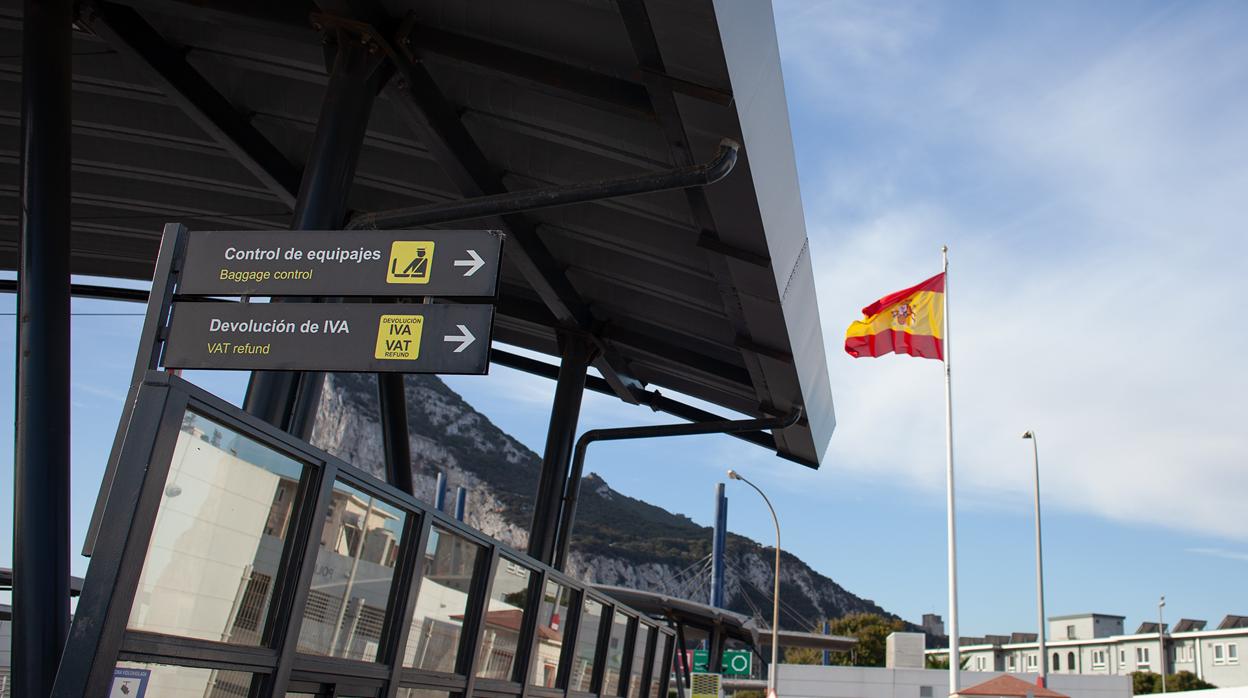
{"left": 927, "top": 613, "right": 1248, "bottom": 688}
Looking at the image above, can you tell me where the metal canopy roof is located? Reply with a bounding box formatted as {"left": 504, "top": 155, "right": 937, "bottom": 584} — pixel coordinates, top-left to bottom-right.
{"left": 0, "top": 0, "right": 834, "bottom": 465}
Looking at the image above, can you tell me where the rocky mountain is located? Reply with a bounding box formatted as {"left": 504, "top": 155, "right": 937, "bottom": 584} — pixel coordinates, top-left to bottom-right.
{"left": 310, "top": 372, "right": 898, "bottom": 629}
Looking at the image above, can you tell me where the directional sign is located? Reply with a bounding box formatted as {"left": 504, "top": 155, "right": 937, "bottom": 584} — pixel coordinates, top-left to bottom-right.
{"left": 176, "top": 229, "right": 504, "bottom": 297}
{"left": 163, "top": 302, "right": 494, "bottom": 374}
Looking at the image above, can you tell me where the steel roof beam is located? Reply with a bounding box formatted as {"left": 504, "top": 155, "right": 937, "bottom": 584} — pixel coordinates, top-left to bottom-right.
{"left": 84, "top": 2, "right": 302, "bottom": 208}
{"left": 614, "top": 0, "right": 776, "bottom": 415}
{"left": 323, "top": 14, "right": 643, "bottom": 404}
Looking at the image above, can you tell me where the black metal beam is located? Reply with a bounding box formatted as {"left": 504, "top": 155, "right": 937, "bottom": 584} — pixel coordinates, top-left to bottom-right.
{"left": 614, "top": 0, "right": 778, "bottom": 422}
{"left": 527, "top": 335, "right": 593, "bottom": 566}
{"left": 13, "top": 1, "right": 73, "bottom": 696}
{"left": 242, "top": 32, "right": 388, "bottom": 437}
{"left": 84, "top": 2, "right": 303, "bottom": 208}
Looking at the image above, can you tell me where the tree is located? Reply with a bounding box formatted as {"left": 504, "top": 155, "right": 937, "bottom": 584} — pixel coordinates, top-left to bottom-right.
{"left": 784, "top": 613, "right": 906, "bottom": 667}
{"left": 1133, "top": 671, "right": 1216, "bottom": 694}
{"left": 925, "top": 654, "right": 971, "bottom": 670}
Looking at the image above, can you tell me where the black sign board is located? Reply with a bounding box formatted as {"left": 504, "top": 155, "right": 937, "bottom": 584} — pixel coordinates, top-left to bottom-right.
{"left": 177, "top": 229, "right": 504, "bottom": 297}
{"left": 163, "top": 302, "right": 495, "bottom": 374}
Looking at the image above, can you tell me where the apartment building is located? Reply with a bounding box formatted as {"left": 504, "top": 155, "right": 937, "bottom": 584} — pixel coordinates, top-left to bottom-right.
{"left": 927, "top": 613, "right": 1248, "bottom": 688}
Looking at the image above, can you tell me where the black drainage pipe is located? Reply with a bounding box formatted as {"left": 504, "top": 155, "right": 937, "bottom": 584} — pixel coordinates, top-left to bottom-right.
{"left": 346, "top": 138, "right": 740, "bottom": 230}
{"left": 552, "top": 407, "right": 801, "bottom": 571}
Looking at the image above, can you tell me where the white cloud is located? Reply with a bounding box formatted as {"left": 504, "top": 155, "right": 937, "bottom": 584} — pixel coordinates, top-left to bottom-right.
{"left": 1186, "top": 547, "right": 1248, "bottom": 563}
{"left": 777, "top": 2, "right": 1248, "bottom": 540}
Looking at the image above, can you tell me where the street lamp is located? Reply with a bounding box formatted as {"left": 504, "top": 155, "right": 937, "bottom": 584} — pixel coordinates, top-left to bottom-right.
{"left": 1159, "top": 596, "right": 1167, "bottom": 693}
{"left": 1022, "top": 430, "right": 1047, "bottom": 686}
{"left": 728, "top": 469, "right": 781, "bottom": 698}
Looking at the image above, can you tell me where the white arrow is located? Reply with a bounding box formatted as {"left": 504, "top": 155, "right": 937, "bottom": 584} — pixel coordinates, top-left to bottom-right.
{"left": 443, "top": 324, "right": 475, "bottom": 353}
{"left": 453, "top": 249, "right": 485, "bottom": 277}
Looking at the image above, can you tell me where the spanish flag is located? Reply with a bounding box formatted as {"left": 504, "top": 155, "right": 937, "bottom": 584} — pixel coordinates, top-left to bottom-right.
{"left": 844, "top": 272, "right": 945, "bottom": 360}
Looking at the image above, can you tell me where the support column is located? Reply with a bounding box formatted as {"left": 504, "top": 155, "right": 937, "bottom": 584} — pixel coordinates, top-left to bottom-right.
{"left": 711, "top": 483, "right": 727, "bottom": 608}
{"left": 243, "top": 32, "right": 388, "bottom": 437}
{"left": 527, "top": 334, "right": 592, "bottom": 566}
{"left": 13, "top": 0, "right": 72, "bottom": 696}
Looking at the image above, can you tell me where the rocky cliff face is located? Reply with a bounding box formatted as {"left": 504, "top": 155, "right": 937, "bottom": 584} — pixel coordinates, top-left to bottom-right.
{"left": 311, "top": 372, "right": 897, "bottom": 628}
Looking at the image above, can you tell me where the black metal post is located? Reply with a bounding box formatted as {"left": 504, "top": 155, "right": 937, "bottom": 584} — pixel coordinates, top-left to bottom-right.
{"left": 528, "top": 334, "right": 593, "bottom": 565}
{"left": 243, "top": 31, "right": 388, "bottom": 437}
{"left": 13, "top": 0, "right": 72, "bottom": 695}
{"left": 378, "top": 373, "right": 414, "bottom": 494}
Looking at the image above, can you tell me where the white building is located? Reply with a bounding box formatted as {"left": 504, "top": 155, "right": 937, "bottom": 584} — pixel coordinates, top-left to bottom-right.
{"left": 927, "top": 613, "right": 1248, "bottom": 688}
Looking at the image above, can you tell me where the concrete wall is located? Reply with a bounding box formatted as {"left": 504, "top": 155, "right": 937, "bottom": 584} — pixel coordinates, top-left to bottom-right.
{"left": 776, "top": 665, "right": 1129, "bottom": 698}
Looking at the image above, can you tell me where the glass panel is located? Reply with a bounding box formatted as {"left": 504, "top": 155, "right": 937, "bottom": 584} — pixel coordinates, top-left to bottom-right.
{"left": 649, "top": 636, "right": 670, "bottom": 698}
{"left": 128, "top": 411, "right": 304, "bottom": 645}
{"left": 395, "top": 689, "right": 454, "bottom": 698}
{"left": 113, "top": 661, "right": 254, "bottom": 697}
{"left": 627, "top": 626, "right": 653, "bottom": 697}
{"left": 403, "top": 527, "right": 484, "bottom": 672}
{"left": 297, "top": 481, "right": 406, "bottom": 662}
{"left": 569, "top": 598, "right": 604, "bottom": 692}
{"left": 475, "top": 558, "right": 534, "bottom": 680}
{"left": 602, "top": 612, "right": 631, "bottom": 696}
{"left": 531, "top": 581, "right": 575, "bottom": 687}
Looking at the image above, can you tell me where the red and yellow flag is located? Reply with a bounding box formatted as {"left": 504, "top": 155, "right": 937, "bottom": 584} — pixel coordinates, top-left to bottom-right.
{"left": 844, "top": 272, "right": 945, "bottom": 360}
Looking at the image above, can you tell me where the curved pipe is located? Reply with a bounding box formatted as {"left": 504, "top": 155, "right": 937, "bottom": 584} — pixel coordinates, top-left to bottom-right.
{"left": 347, "top": 137, "right": 740, "bottom": 230}
{"left": 552, "top": 407, "right": 802, "bottom": 570}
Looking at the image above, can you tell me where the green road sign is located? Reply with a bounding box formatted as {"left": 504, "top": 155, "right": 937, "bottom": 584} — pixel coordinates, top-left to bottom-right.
{"left": 686, "top": 649, "right": 752, "bottom": 676}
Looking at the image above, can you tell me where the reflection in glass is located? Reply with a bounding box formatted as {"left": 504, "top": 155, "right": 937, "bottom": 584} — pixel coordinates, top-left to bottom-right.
{"left": 649, "top": 635, "right": 671, "bottom": 698}
{"left": 297, "top": 481, "right": 406, "bottom": 662}
{"left": 476, "top": 559, "right": 534, "bottom": 680}
{"left": 628, "top": 625, "right": 653, "bottom": 697}
{"left": 128, "top": 411, "right": 303, "bottom": 645}
{"left": 531, "top": 581, "right": 575, "bottom": 687}
{"left": 602, "top": 611, "right": 632, "bottom": 696}
{"left": 570, "top": 598, "right": 603, "bottom": 692}
{"left": 114, "top": 661, "right": 253, "bottom": 697}
{"left": 395, "top": 690, "right": 453, "bottom": 698}
{"left": 403, "top": 527, "right": 483, "bottom": 672}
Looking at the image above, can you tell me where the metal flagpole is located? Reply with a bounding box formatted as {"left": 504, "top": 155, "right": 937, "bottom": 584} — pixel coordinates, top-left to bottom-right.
{"left": 942, "top": 245, "right": 961, "bottom": 696}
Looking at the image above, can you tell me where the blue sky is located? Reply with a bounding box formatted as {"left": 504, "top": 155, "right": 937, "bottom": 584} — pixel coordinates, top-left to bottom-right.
{"left": 2, "top": 0, "right": 1246, "bottom": 637}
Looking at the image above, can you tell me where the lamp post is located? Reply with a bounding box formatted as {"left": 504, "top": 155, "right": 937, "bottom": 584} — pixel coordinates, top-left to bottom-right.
{"left": 728, "top": 469, "right": 781, "bottom": 698}
{"left": 1022, "top": 430, "right": 1047, "bottom": 686}
{"left": 1160, "top": 596, "right": 1167, "bottom": 693}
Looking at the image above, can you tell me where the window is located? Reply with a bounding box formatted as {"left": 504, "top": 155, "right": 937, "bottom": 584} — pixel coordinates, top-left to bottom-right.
{"left": 403, "top": 527, "right": 483, "bottom": 672}
{"left": 976, "top": 656, "right": 987, "bottom": 670}
{"left": 297, "top": 481, "right": 407, "bottom": 662}
{"left": 1052, "top": 653, "right": 1060, "bottom": 671}
{"left": 1007, "top": 655, "right": 1016, "bottom": 671}
{"left": 628, "top": 625, "right": 654, "bottom": 697}
{"left": 1027, "top": 654, "right": 1037, "bottom": 670}
{"left": 1067, "top": 624, "right": 1077, "bottom": 640}
{"left": 476, "top": 559, "right": 535, "bottom": 681}
{"left": 649, "top": 635, "right": 671, "bottom": 698}
{"left": 128, "top": 412, "right": 305, "bottom": 646}
{"left": 570, "top": 598, "right": 605, "bottom": 692}
{"left": 114, "top": 661, "right": 255, "bottom": 696}
{"left": 1120, "top": 649, "right": 1126, "bottom": 665}
{"left": 1092, "top": 650, "right": 1106, "bottom": 668}
{"left": 1214, "top": 644, "right": 1225, "bottom": 665}
{"left": 1068, "top": 652, "right": 1076, "bottom": 672}
{"left": 532, "top": 580, "right": 576, "bottom": 688}
{"left": 1137, "top": 646, "right": 1150, "bottom": 667}
{"left": 1229, "top": 643, "right": 1239, "bottom": 664}
{"left": 920, "top": 688, "right": 934, "bottom": 698}
{"left": 602, "top": 611, "right": 632, "bottom": 696}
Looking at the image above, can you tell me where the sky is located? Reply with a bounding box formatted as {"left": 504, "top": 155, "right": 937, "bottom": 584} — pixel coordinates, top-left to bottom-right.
{"left": 2, "top": 0, "right": 1247, "bottom": 637}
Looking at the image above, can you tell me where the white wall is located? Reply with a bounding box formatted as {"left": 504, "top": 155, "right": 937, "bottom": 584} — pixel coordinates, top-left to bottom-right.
{"left": 776, "top": 665, "right": 1130, "bottom": 698}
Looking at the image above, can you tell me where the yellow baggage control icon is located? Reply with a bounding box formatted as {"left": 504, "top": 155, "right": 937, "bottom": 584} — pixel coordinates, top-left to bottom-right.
{"left": 387, "top": 241, "right": 435, "bottom": 284}
{"left": 375, "top": 315, "right": 423, "bottom": 360}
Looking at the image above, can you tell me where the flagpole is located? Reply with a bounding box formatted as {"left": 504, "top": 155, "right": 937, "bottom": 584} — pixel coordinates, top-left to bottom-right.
{"left": 943, "top": 244, "right": 960, "bottom": 696}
